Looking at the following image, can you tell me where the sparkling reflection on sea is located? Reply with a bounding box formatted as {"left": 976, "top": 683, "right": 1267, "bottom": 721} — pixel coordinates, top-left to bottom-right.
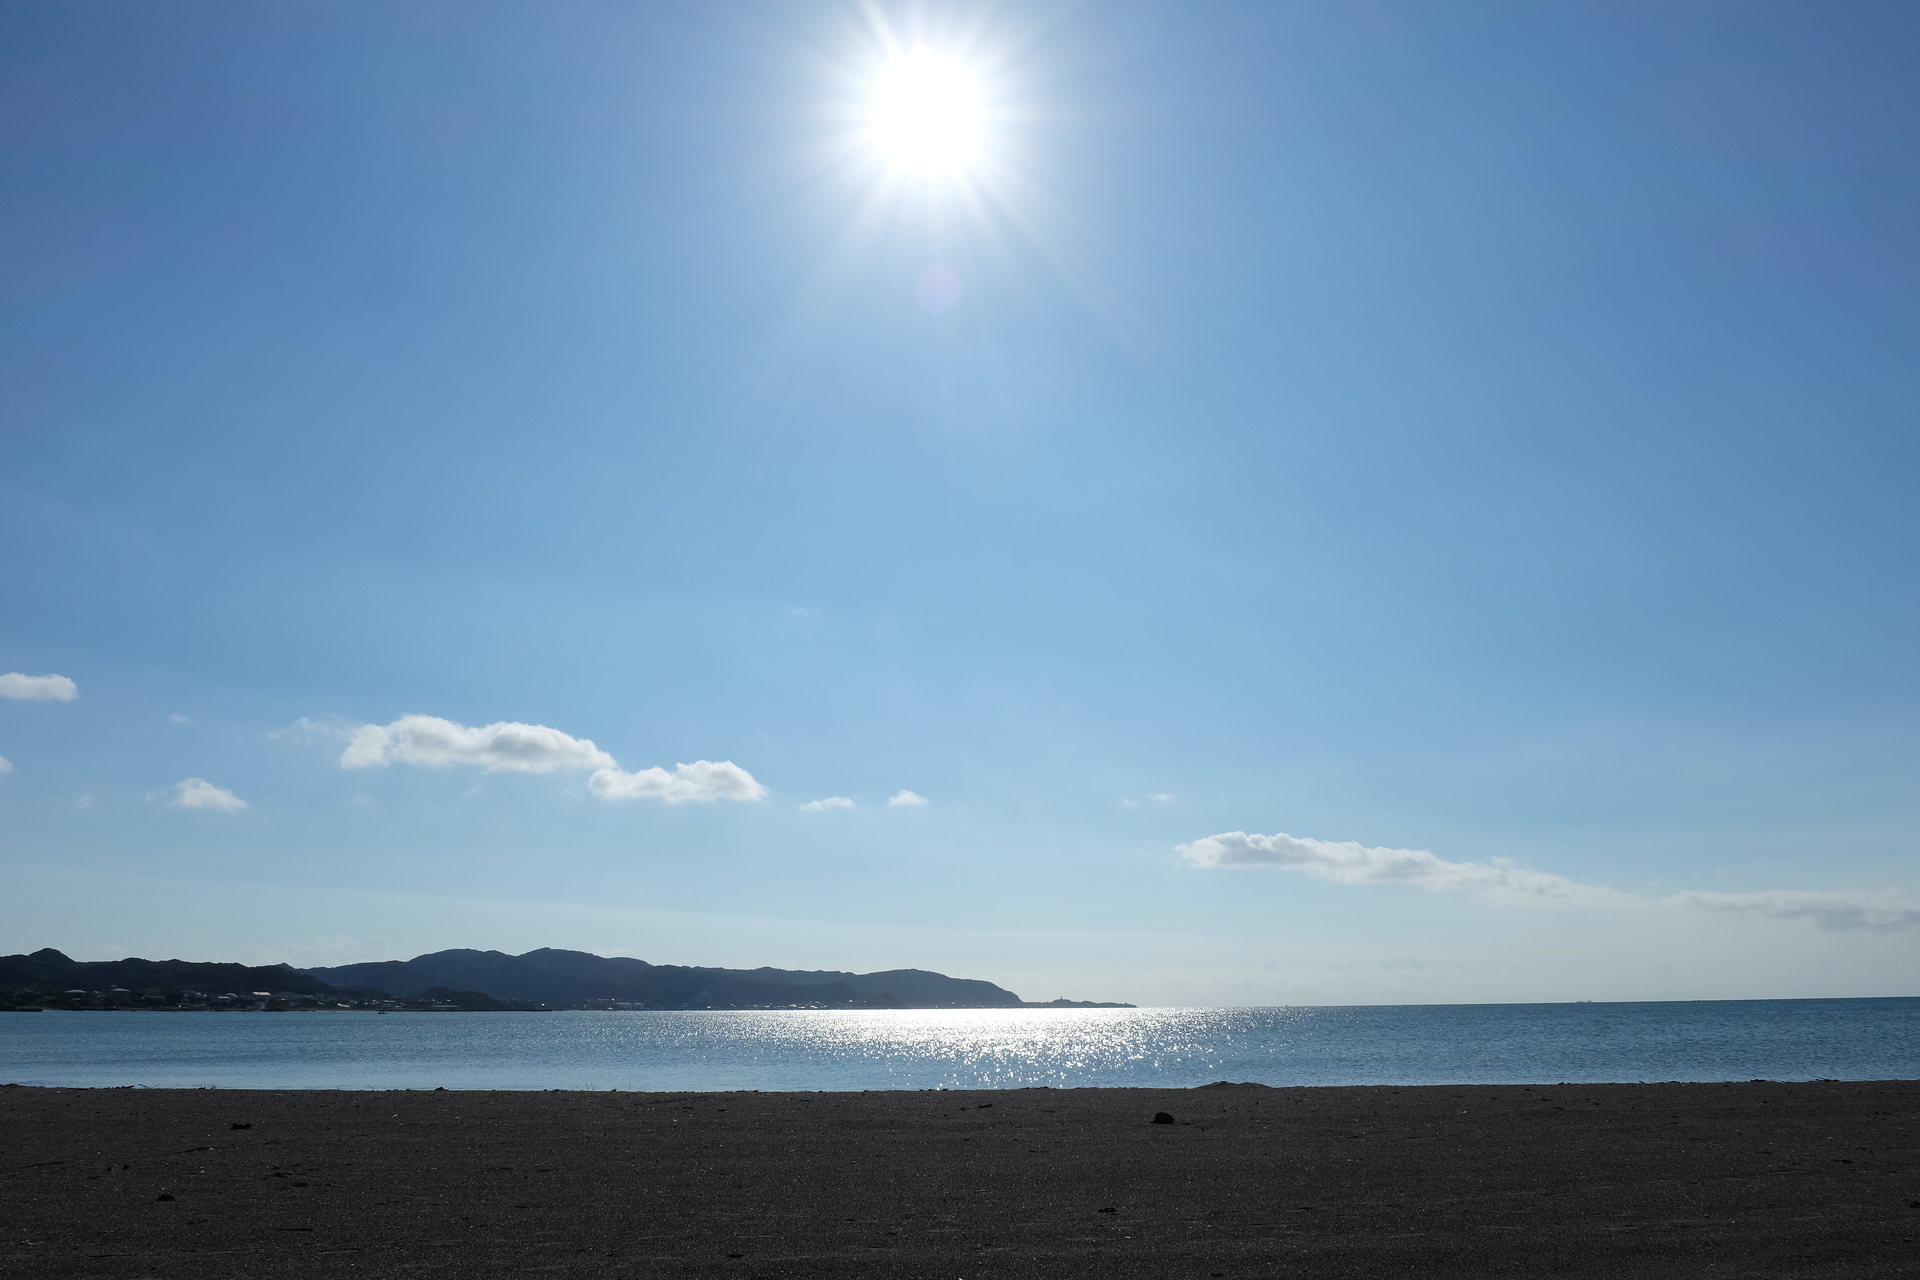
{"left": 1, "top": 1000, "right": 1913, "bottom": 1091}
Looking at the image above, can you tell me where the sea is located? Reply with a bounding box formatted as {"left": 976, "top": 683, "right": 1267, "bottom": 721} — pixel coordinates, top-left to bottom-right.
{"left": 1, "top": 999, "right": 1913, "bottom": 1092}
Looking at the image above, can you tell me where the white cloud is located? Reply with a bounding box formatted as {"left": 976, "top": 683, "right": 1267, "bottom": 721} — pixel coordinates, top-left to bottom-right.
{"left": 589, "top": 761, "right": 767, "bottom": 804}
{"left": 171, "top": 778, "right": 247, "bottom": 812}
{"left": 170, "top": 712, "right": 191, "bottom": 724}
{"left": 0, "top": 755, "right": 11, "bottom": 775}
{"left": 323, "top": 712, "right": 766, "bottom": 806}
{"left": 799, "top": 796, "right": 855, "bottom": 812}
{"left": 1122, "top": 792, "right": 1178, "bottom": 808}
{"left": 0, "top": 672, "right": 77, "bottom": 701}
{"left": 1178, "top": 829, "right": 1920, "bottom": 933}
{"left": 340, "top": 715, "right": 616, "bottom": 774}
{"left": 888, "top": 789, "right": 928, "bottom": 807}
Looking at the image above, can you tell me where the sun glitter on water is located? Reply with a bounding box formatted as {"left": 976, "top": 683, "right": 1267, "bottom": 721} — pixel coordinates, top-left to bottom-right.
{"left": 870, "top": 44, "right": 982, "bottom": 175}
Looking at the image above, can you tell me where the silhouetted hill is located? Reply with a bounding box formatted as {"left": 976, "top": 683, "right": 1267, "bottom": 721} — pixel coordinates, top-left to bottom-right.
{"left": 305, "top": 948, "right": 1056, "bottom": 1009}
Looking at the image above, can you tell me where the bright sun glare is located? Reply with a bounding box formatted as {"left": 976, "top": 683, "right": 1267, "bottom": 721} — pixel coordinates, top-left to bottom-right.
{"left": 870, "top": 44, "right": 982, "bottom": 175}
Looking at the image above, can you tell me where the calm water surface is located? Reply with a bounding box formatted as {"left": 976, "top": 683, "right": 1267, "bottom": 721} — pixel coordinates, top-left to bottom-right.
{"left": 1, "top": 999, "right": 1913, "bottom": 1091}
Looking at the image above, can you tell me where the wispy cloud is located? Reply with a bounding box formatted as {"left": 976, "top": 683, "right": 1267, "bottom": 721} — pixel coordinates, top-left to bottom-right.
{"left": 271, "top": 716, "right": 357, "bottom": 746}
{"left": 170, "top": 712, "right": 191, "bottom": 724}
{"left": 342, "top": 715, "right": 616, "bottom": 773}
{"left": 1122, "top": 792, "right": 1178, "bottom": 808}
{"left": 590, "top": 761, "right": 767, "bottom": 804}
{"left": 170, "top": 777, "right": 248, "bottom": 812}
{"left": 1177, "top": 830, "right": 1919, "bottom": 933}
{"left": 1178, "top": 831, "right": 1620, "bottom": 905}
{"left": 0, "top": 672, "right": 77, "bottom": 701}
{"left": 888, "top": 789, "right": 928, "bottom": 807}
{"left": 799, "top": 796, "right": 855, "bottom": 812}
{"left": 0, "top": 755, "right": 12, "bottom": 775}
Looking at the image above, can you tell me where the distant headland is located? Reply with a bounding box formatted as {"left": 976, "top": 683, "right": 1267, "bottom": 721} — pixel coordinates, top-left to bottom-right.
{"left": 0, "top": 947, "right": 1134, "bottom": 1012}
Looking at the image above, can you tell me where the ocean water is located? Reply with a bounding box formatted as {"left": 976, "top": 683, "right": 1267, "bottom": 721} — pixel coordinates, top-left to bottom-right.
{"left": 1, "top": 999, "right": 1913, "bottom": 1091}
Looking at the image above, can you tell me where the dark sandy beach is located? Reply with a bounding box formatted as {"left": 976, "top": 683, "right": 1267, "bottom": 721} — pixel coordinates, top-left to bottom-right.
{"left": 3, "top": 1080, "right": 1914, "bottom": 1278}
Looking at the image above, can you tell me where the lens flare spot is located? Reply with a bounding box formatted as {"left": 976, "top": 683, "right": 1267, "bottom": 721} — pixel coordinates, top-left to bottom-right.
{"left": 915, "top": 264, "right": 964, "bottom": 312}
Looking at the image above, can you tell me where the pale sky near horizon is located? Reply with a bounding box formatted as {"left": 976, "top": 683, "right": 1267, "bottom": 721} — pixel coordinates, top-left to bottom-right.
{"left": 3, "top": 1, "right": 1917, "bottom": 1006}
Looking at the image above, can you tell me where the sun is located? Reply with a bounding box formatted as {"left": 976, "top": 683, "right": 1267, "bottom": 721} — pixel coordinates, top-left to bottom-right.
{"left": 870, "top": 44, "right": 982, "bottom": 176}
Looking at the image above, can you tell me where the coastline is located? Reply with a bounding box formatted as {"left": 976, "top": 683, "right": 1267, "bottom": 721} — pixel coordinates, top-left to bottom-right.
{"left": 4, "top": 1079, "right": 1914, "bottom": 1277}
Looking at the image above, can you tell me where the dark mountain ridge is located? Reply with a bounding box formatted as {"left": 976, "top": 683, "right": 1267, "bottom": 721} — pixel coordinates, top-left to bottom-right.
{"left": 0, "top": 948, "right": 345, "bottom": 998}
{"left": 0, "top": 947, "right": 1133, "bottom": 1009}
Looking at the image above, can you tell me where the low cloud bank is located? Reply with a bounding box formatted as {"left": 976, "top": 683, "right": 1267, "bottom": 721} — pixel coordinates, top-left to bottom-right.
{"left": 1178, "top": 830, "right": 1918, "bottom": 933}
{"left": 171, "top": 778, "right": 247, "bottom": 811}
{"left": 0, "top": 672, "right": 77, "bottom": 701}
{"left": 330, "top": 713, "right": 764, "bottom": 805}
{"left": 1667, "top": 888, "right": 1920, "bottom": 933}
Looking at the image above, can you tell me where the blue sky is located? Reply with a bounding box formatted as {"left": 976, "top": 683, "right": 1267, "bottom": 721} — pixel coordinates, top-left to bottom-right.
{"left": 3, "top": 1, "right": 1916, "bottom": 1004}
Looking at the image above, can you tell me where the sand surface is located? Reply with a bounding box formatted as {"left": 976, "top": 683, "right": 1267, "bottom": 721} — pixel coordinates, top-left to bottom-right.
{"left": 2, "top": 1080, "right": 1915, "bottom": 1277}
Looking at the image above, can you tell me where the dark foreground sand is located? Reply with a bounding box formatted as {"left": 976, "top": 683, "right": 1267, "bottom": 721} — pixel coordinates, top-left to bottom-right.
{"left": 2, "top": 1080, "right": 1915, "bottom": 1278}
